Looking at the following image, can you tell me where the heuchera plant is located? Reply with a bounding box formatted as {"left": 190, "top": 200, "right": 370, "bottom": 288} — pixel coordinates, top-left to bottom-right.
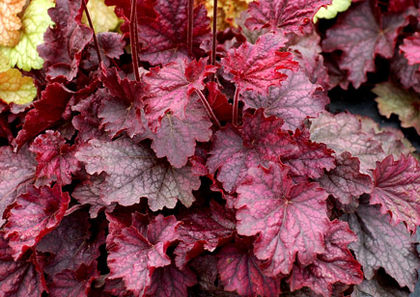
{"left": 0, "top": 0, "right": 419, "bottom": 296}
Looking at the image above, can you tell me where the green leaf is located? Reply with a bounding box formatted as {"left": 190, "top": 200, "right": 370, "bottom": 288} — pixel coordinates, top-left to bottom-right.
{"left": 313, "top": 0, "right": 351, "bottom": 22}
{"left": 0, "top": 0, "right": 55, "bottom": 71}
{"left": 373, "top": 82, "right": 420, "bottom": 135}
{"left": 82, "top": 0, "right": 120, "bottom": 33}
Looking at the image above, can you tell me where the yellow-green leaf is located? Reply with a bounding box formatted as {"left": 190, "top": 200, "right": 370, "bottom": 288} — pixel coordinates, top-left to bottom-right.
{"left": 373, "top": 82, "right": 420, "bottom": 135}
{"left": 0, "top": 0, "right": 54, "bottom": 71}
{"left": 0, "top": 68, "right": 36, "bottom": 105}
{"left": 313, "top": 0, "right": 351, "bottom": 22}
{"left": 203, "top": 0, "right": 251, "bottom": 30}
{"left": 82, "top": 0, "right": 120, "bottom": 33}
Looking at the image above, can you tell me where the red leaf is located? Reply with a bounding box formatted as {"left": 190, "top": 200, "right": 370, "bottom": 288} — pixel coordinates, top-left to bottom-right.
{"left": 245, "top": 0, "right": 331, "bottom": 35}
{"left": 217, "top": 243, "right": 282, "bottom": 297}
{"left": 391, "top": 49, "right": 420, "bottom": 94}
{"left": 388, "top": 0, "right": 415, "bottom": 13}
{"left": 281, "top": 128, "right": 335, "bottom": 179}
{"left": 14, "top": 83, "right": 72, "bottom": 148}
{"left": 370, "top": 154, "right": 420, "bottom": 233}
{"left": 29, "top": 130, "right": 80, "bottom": 187}
{"left": 288, "top": 220, "right": 363, "bottom": 296}
{"left": 309, "top": 112, "right": 386, "bottom": 174}
{"left": 81, "top": 32, "right": 125, "bottom": 71}
{"left": 107, "top": 0, "right": 211, "bottom": 65}
{"left": 401, "top": 32, "right": 420, "bottom": 66}
{"left": 322, "top": 1, "right": 415, "bottom": 88}
{"left": 146, "top": 264, "right": 196, "bottom": 297}
{"left": 242, "top": 68, "right": 328, "bottom": 131}
{"left": 221, "top": 33, "right": 297, "bottom": 95}
{"left": 106, "top": 213, "right": 180, "bottom": 296}
{"left": 37, "top": 210, "right": 103, "bottom": 277}
{"left": 98, "top": 67, "right": 146, "bottom": 139}
{"left": 38, "top": 0, "right": 92, "bottom": 81}
{"left": 150, "top": 94, "right": 213, "bottom": 168}
{"left": 0, "top": 146, "right": 35, "bottom": 225}
{"left": 0, "top": 235, "right": 46, "bottom": 297}
{"left": 137, "top": 0, "right": 211, "bottom": 65}
{"left": 352, "top": 278, "right": 410, "bottom": 297}
{"left": 236, "top": 163, "right": 329, "bottom": 276}
{"left": 144, "top": 58, "right": 217, "bottom": 131}
{"left": 345, "top": 203, "right": 420, "bottom": 291}
{"left": 49, "top": 262, "right": 99, "bottom": 297}
{"left": 289, "top": 31, "right": 330, "bottom": 89}
{"left": 318, "top": 152, "right": 373, "bottom": 205}
{"left": 75, "top": 137, "right": 200, "bottom": 211}
{"left": 72, "top": 174, "right": 117, "bottom": 218}
{"left": 174, "top": 201, "right": 235, "bottom": 268}
{"left": 4, "top": 184, "right": 70, "bottom": 261}
{"left": 206, "top": 82, "right": 232, "bottom": 123}
{"left": 207, "top": 110, "right": 298, "bottom": 192}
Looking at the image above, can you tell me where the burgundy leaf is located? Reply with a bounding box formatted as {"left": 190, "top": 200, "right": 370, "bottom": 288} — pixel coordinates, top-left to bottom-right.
{"left": 174, "top": 201, "right": 235, "bottom": 268}
{"left": 49, "top": 262, "right": 99, "bottom": 297}
{"left": 75, "top": 137, "right": 200, "bottom": 211}
{"left": 242, "top": 68, "right": 328, "bottom": 131}
{"left": 37, "top": 210, "right": 103, "bottom": 277}
{"left": 29, "top": 130, "right": 80, "bottom": 186}
{"left": 388, "top": 0, "right": 415, "bottom": 12}
{"left": 221, "top": 33, "right": 297, "bottom": 95}
{"left": 100, "top": 66, "right": 144, "bottom": 106}
{"left": 0, "top": 146, "right": 35, "bottom": 225}
{"left": 98, "top": 67, "right": 146, "bottom": 138}
{"left": 236, "top": 163, "right": 330, "bottom": 276}
{"left": 310, "top": 112, "right": 386, "bottom": 174}
{"left": 0, "top": 235, "right": 46, "bottom": 297}
{"left": 150, "top": 94, "right": 213, "bottom": 168}
{"left": 144, "top": 58, "right": 216, "bottom": 131}
{"left": 206, "top": 82, "right": 232, "bottom": 123}
{"left": 345, "top": 203, "right": 419, "bottom": 291}
{"left": 289, "top": 31, "right": 330, "bottom": 89}
{"left": 81, "top": 32, "right": 126, "bottom": 71}
{"left": 4, "top": 184, "right": 70, "bottom": 260}
{"left": 281, "top": 128, "right": 335, "bottom": 179}
{"left": 401, "top": 32, "right": 420, "bottom": 66}
{"left": 105, "top": 0, "right": 211, "bottom": 65}
{"left": 97, "top": 89, "right": 146, "bottom": 139}
{"left": 318, "top": 152, "right": 373, "bottom": 205}
{"left": 352, "top": 278, "right": 410, "bottom": 297}
{"left": 217, "top": 243, "right": 281, "bottom": 297}
{"left": 71, "top": 91, "right": 103, "bottom": 142}
{"left": 145, "top": 264, "right": 196, "bottom": 297}
{"left": 392, "top": 42, "right": 420, "bottom": 86}
{"left": 322, "top": 1, "right": 415, "bottom": 88}
{"left": 14, "top": 83, "right": 72, "bottom": 148}
{"left": 370, "top": 154, "right": 420, "bottom": 233}
{"left": 72, "top": 174, "right": 117, "bottom": 218}
{"left": 288, "top": 220, "right": 363, "bottom": 296}
{"left": 245, "top": 0, "right": 331, "bottom": 35}
{"left": 106, "top": 213, "right": 180, "bottom": 296}
{"left": 38, "top": 0, "right": 92, "bottom": 81}
{"left": 207, "top": 110, "right": 298, "bottom": 192}
{"left": 137, "top": 0, "right": 211, "bottom": 65}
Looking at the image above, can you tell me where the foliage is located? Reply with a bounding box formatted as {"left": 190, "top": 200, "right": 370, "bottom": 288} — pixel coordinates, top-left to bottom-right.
{"left": 0, "top": 0, "right": 419, "bottom": 296}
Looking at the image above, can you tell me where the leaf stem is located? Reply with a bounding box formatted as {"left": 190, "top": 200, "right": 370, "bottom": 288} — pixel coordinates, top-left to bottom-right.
{"left": 81, "top": 0, "right": 102, "bottom": 65}
{"left": 130, "top": 0, "right": 140, "bottom": 82}
{"left": 195, "top": 89, "right": 221, "bottom": 128}
{"left": 232, "top": 87, "right": 240, "bottom": 126}
{"left": 210, "top": 0, "right": 217, "bottom": 65}
{"left": 187, "top": 0, "right": 194, "bottom": 56}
